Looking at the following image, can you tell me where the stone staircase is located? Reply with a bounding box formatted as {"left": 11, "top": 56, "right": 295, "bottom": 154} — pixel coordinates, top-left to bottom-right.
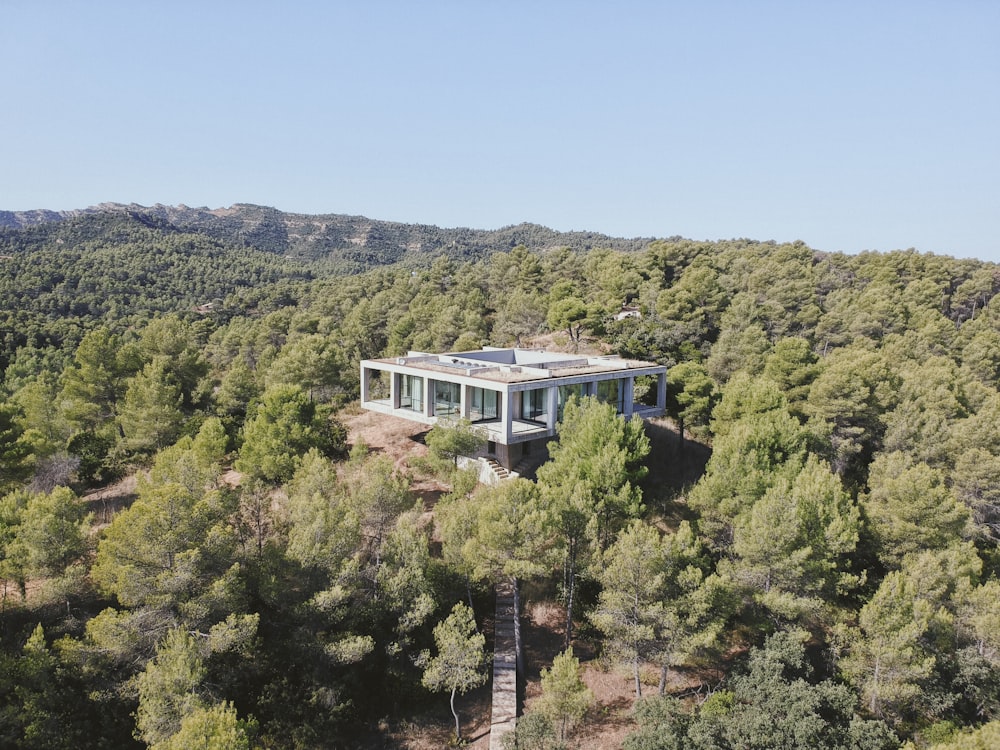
{"left": 484, "top": 457, "right": 511, "bottom": 482}
{"left": 489, "top": 581, "right": 519, "bottom": 749}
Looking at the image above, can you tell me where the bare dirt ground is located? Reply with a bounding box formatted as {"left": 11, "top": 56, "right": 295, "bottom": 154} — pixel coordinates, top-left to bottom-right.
{"left": 341, "top": 407, "right": 450, "bottom": 520}
{"left": 340, "top": 409, "right": 714, "bottom": 749}
{"left": 82, "top": 474, "right": 139, "bottom": 528}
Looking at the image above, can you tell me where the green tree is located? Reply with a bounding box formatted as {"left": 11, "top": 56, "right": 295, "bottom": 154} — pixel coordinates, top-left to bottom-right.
{"left": 839, "top": 567, "right": 940, "bottom": 725}
{"left": 540, "top": 396, "right": 649, "bottom": 549}
{"left": 708, "top": 371, "right": 788, "bottom": 438}
{"left": 135, "top": 628, "right": 206, "bottom": 746}
{"left": 0, "top": 401, "right": 32, "bottom": 492}
{"left": 654, "top": 261, "right": 727, "bottom": 342}
{"left": 435, "top": 468, "right": 489, "bottom": 610}
{"left": 537, "top": 647, "right": 592, "bottom": 742}
{"left": 10, "top": 624, "right": 90, "bottom": 750}
{"left": 698, "top": 632, "right": 899, "bottom": 750}
{"left": 118, "top": 356, "right": 185, "bottom": 454}
{"left": 622, "top": 693, "right": 691, "bottom": 750}
{"left": 91, "top": 477, "right": 238, "bottom": 623}
{"left": 688, "top": 408, "right": 808, "bottom": 548}
{"left": 236, "top": 384, "right": 345, "bottom": 483}
{"left": 421, "top": 602, "right": 488, "bottom": 742}
{"left": 952, "top": 448, "right": 1000, "bottom": 544}
{"left": 462, "top": 478, "right": 554, "bottom": 586}
{"left": 137, "top": 315, "right": 211, "bottom": 410}
{"left": 924, "top": 720, "right": 1000, "bottom": 749}
{"left": 593, "top": 520, "right": 733, "bottom": 698}
{"left": 264, "top": 332, "right": 346, "bottom": 403}
{"left": 12, "top": 373, "right": 72, "bottom": 461}
{"left": 347, "top": 454, "right": 414, "bottom": 567}
{"left": 705, "top": 293, "right": 771, "bottom": 383}
{"left": 653, "top": 532, "right": 734, "bottom": 696}
{"left": 375, "top": 511, "right": 436, "bottom": 654}
{"left": 762, "top": 337, "right": 819, "bottom": 420}
{"left": 864, "top": 452, "right": 971, "bottom": 567}
{"left": 285, "top": 449, "right": 360, "bottom": 579}
{"left": 152, "top": 702, "right": 255, "bottom": 750}
{"left": 59, "top": 326, "right": 138, "bottom": 432}
{"left": 804, "top": 346, "right": 898, "bottom": 485}
{"left": 537, "top": 396, "right": 650, "bottom": 644}
{"left": 213, "top": 358, "right": 260, "bottom": 437}
{"left": 547, "top": 296, "right": 591, "bottom": 350}
{"left": 591, "top": 521, "right": 668, "bottom": 698}
{"left": 881, "top": 356, "right": 970, "bottom": 467}
{"left": 492, "top": 289, "right": 547, "bottom": 347}
{"left": 501, "top": 711, "right": 561, "bottom": 750}
{"left": 665, "top": 361, "right": 715, "bottom": 446}
{"left": 723, "top": 456, "right": 861, "bottom": 620}
{"left": 10, "top": 486, "right": 91, "bottom": 579}
{"left": 425, "top": 418, "right": 487, "bottom": 469}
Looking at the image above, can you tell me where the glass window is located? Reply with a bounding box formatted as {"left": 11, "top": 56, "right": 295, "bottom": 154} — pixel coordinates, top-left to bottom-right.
{"left": 400, "top": 374, "right": 424, "bottom": 412}
{"left": 433, "top": 380, "right": 461, "bottom": 417}
{"left": 597, "top": 379, "right": 624, "bottom": 413}
{"left": 523, "top": 388, "right": 549, "bottom": 424}
{"left": 470, "top": 387, "right": 499, "bottom": 422}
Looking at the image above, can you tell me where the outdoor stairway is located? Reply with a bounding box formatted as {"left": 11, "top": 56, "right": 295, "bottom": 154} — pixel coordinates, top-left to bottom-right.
{"left": 489, "top": 581, "right": 519, "bottom": 749}
{"left": 485, "top": 457, "right": 511, "bottom": 482}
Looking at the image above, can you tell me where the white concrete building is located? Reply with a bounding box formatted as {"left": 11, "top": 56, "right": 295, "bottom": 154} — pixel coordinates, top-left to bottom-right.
{"left": 359, "top": 347, "right": 667, "bottom": 471}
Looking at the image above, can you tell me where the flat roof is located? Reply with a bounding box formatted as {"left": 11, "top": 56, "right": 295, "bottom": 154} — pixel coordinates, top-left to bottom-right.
{"left": 363, "top": 347, "right": 665, "bottom": 384}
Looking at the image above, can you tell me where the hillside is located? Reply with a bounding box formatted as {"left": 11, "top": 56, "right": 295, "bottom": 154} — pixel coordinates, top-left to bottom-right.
{"left": 2, "top": 214, "right": 1000, "bottom": 749}
{"left": 0, "top": 202, "right": 657, "bottom": 268}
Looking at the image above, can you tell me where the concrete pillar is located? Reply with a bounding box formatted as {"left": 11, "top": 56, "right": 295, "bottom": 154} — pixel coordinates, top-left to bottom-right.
{"left": 423, "top": 377, "right": 433, "bottom": 417}
{"left": 501, "top": 389, "right": 513, "bottom": 443}
{"left": 624, "top": 377, "right": 635, "bottom": 418}
{"left": 657, "top": 372, "right": 667, "bottom": 411}
{"left": 546, "top": 386, "right": 558, "bottom": 431}
{"left": 461, "top": 384, "right": 470, "bottom": 419}
{"left": 391, "top": 372, "right": 400, "bottom": 409}
{"left": 360, "top": 365, "right": 369, "bottom": 403}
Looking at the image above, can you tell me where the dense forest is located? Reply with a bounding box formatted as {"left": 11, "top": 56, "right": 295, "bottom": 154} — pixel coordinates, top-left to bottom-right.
{"left": 1, "top": 207, "right": 999, "bottom": 749}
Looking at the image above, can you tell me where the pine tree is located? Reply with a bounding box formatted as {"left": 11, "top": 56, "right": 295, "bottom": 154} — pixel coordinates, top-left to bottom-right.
{"left": 421, "top": 602, "right": 487, "bottom": 742}
{"left": 537, "top": 648, "right": 592, "bottom": 742}
{"left": 135, "top": 629, "right": 206, "bottom": 746}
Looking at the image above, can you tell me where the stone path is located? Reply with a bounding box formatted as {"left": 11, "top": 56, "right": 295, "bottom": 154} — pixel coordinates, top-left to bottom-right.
{"left": 489, "top": 581, "right": 518, "bottom": 749}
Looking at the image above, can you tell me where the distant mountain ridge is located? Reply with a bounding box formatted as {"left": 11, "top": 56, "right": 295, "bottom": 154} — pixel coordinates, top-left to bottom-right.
{"left": 0, "top": 202, "right": 659, "bottom": 269}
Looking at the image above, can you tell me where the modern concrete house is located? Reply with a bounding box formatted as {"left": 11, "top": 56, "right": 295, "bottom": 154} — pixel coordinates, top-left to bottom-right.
{"left": 359, "top": 347, "right": 667, "bottom": 473}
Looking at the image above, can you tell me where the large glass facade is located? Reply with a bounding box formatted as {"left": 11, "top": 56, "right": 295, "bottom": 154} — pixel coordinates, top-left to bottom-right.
{"left": 400, "top": 374, "right": 424, "bottom": 412}
{"left": 470, "top": 387, "right": 499, "bottom": 422}
{"left": 523, "top": 388, "right": 549, "bottom": 424}
{"left": 597, "top": 378, "right": 624, "bottom": 413}
{"left": 433, "top": 380, "right": 461, "bottom": 417}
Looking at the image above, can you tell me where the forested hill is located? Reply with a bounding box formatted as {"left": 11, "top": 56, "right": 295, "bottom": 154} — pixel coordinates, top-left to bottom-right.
{"left": 0, "top": 202, "right": 655, "bottom": 266}
{"left": 5, "top": 204, "right": 1000, "bottom": 748}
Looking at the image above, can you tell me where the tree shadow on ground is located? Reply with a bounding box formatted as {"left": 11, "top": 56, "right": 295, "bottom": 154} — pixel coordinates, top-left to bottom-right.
{"left": 641, "top": 417, "right": 711, "bottom": 521}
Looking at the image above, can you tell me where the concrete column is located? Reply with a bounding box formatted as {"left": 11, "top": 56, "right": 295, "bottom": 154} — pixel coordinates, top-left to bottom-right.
{"left": 360, "top": 366, "right": 369, "bottom": 403}
{"left": 502, "top": 389, "right": 513, "bottom": 442}
{"left": 391, "top": 372, "right": 400, "bottom": 409}
{"left": 657, "top": 372, "right": 667, "bottom": 411}
{"left": 546, "top": 386, "right": 558, "bottom": 431}
{"left": 461, "top": 384, "right": 470, "bottom": 419}
{"left": 423, "top": 377, "right": 433, "bottom": 417}
{"left": 624, "top": 377, "right": 635, "bottom": 418}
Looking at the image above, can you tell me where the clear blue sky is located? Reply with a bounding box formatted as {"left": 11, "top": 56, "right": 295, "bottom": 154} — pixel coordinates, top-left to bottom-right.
{"left": 3, "top": 2, "right": 998, "bottom": 261}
